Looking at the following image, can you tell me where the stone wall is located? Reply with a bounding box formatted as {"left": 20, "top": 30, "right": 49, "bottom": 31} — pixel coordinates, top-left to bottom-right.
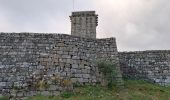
{"left": 119, "top": 50, "right": 170, "bottom": 86}
{"left": 0, "top": 33, "right": 122, "bottom": 99}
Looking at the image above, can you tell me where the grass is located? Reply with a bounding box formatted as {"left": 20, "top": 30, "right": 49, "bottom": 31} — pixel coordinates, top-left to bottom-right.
{"left": 27, "top": 79, "right": 170, "bottom": 100}
{"left": 0, "top": 96, "right": 9, "bottom": 100}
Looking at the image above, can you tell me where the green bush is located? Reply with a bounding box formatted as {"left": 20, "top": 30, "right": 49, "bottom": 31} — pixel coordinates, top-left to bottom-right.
{"left": 97, "top": 61, "right": 117, "bottom": 89}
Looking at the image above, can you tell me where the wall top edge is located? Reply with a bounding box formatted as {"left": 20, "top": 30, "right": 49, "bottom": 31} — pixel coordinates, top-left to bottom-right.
{"left": 71, "top": 11, "right": 97, "bottom": 17}
{"left": 119, "top": 50, "right": 170, "bottom": 54}
{"left": 0, "top": 32, "right": 116, "bottom": 41}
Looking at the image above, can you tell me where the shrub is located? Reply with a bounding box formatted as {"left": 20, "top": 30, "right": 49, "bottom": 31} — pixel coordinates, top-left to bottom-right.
{"left": 97, "top": 61, "right": 117, "bottom": 89}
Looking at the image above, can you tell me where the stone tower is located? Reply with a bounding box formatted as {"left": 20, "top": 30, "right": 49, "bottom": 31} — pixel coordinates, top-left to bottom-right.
{"left": 70, "top": 11, "right": 98, "bottom": 39}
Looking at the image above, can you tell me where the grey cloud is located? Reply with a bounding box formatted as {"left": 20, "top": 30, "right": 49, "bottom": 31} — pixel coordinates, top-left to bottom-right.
{"left": 94, "top": 0, "right": 170, "bottom": 51}
{"left": 0, "top": 0, "right": 73, "bottom": 33}
{"left": 0, "top": 0, "right": 170, "bottom": 51}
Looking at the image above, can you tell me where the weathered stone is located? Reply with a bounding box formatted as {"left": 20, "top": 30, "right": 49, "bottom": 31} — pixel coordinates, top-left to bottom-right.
{"left": 52, "top": 91, "right": 60, "bottom": 96}
{"left": 17, "top": 92, "right": 24, "bottom": 97}
{"left": 25, "top": 91, "right": 37, "bottom": 97}
{"left": 72, "top": 64, "right": 78, "bottom": 68}
{"left": 82, "top": 69, "right": 88, "bottom": 73}
{"left": 75, "top": 74, "right": 82, "bottom": 78}
{"left": 0, "top": 82, "right": 6, "bottom": 87}
{"left": 71, "top": 68, "right": 77, "bottom": 73}
{"left": 119, "top": 50, "right": 170, "bottom": 85}
{"left": 83, "top": 74, "right": 90, "bottom": 79}
{"left": 62, "top": 55, "right": 71, "bottom": 59}
{"left": 70, "top": 11, "right": 98, "bottom": 39}
{"left": 71, "top": 78, "right": 77, "bottom": 83}
{"left": 49, "top": 85, "right": 58, "bottom": 91}
{"left": 40, "top": 91, "right": 51, "bottom": 96}
{"left": 77, "top": 78, "right": 84, "bottom": 83}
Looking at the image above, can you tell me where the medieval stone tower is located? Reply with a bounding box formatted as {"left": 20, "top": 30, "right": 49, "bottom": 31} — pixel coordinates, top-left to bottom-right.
{"left": 70, "top": 11, "right": 98, "bottom": 39}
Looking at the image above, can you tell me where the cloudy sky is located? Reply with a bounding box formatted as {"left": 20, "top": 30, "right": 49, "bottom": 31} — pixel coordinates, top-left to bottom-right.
{"left": 0, "top": 0, "right": 170, "bottom": 51}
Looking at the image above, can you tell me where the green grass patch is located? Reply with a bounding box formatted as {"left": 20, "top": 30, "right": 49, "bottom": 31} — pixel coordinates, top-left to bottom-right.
{"left": 61, "top": 92, "right": 75, "bottom": 98}
{"left": 0, "top": 96, "right": 8, "bottom": 100}
{"left": 27, "top": 80, "right": 170, "bottom": 100}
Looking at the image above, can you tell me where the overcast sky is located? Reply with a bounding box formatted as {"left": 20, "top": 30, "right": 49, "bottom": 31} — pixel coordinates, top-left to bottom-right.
{"left": 0, "top": 0, "right": 170, "bottom": 51}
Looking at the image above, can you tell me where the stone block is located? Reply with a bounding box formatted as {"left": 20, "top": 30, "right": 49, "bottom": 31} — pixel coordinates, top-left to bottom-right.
{"left": 17, "top": 92, "right": 24, "bottom": 97}
{"left": 72, "top": 64, "right": 79, "bottom": 68}
{"left": 0, "top": 82, "right": 6, "bottom": 87}
{"left": 71, "top": 68, "right": 77, "bottom": 73}
{"left": 83, "top": 74, "right": 90, "bottom": 79}
{"left": 62, "top": 55, "right": 71, "bottom": 59}
{"left": 77, "top": 78, "right": 84, "bottom": 83}
{"left": 52, "top": 91, "right": 60, "bottom": 96}
{"left": 71, "top": 78, "right": 77, "bottom": 83}
{"left": 82, "top": 69, "right": 87, "bottom": 73}
{"left": 75, "top": 74, "right": 83, "bottom": 78}
{"left": 49, "top": 85, "right": 58, "bottom": 91}
{"left": 40, "top": 91, "right": 51, "bottom": 96}
{"left": 26, "top": 91, "right": 37, "bottom": 97}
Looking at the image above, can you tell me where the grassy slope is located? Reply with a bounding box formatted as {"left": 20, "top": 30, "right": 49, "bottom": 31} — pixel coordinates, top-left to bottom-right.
{"left": 26, "top": 80, "right": 170, "bottom": 100}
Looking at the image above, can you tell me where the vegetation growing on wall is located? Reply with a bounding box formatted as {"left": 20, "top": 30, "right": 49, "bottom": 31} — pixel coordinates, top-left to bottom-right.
{"left": 97, "top": 61, "right": 117, "bottom": 89}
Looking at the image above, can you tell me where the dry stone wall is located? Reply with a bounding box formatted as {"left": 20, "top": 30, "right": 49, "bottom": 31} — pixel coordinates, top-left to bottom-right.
{"left": 0, "top": 33, "right": 121, "bottom": 99}
{"left": 119, "top": 50, "right": 170, "bottom": 86}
